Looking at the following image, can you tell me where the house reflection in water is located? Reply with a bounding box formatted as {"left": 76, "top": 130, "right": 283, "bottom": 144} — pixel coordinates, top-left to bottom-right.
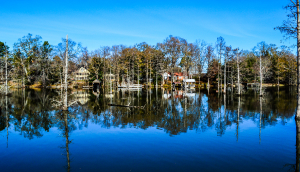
{"left": 174, "top": 90, "right": 184, "bottom": 99}
{"left": 163, "top": 89, "right": 195, "bottom": 100}
{"left": 105, "top": 93, "right": 114, "bottom": 98}
{"left": 72, "top": 90, "right": 89, "bottom": 105}
{"left": 184, "top": 92, "right": 196, "bottom": 98}
{"left": 162, "top": 90, "right": 184, "bottom": 99}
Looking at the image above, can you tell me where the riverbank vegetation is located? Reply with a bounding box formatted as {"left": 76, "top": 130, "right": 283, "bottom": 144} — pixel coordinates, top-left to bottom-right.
{"left": 0, "top": 34, "right": 297, "bottom": 91}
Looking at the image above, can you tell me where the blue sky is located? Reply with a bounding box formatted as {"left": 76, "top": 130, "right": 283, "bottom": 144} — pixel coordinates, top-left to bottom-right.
{"left": 0, "top": 0, "right": 294, "bottom": 51}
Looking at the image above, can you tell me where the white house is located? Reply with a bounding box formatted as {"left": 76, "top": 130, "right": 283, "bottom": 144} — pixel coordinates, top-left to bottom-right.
{"left": 162, "top": 72, "right": 171, "bottom": 80}
{"left": 74, "top": 67, "right": 90, "bottom": 81}
{"left": 183, "top": 79, "right": 196, "bottom": 89}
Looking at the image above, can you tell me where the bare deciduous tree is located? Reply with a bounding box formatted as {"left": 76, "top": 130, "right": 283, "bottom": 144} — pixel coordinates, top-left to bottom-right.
{"left": 216, "top": 37, "right": 226, "bottom": 92}
{"left": 276, "top": 0, "right": 300, "bottom": 118}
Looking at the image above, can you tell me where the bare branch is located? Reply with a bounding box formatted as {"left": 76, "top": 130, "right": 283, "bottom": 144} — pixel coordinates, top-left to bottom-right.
{"left": 291, "top": 0, "right": 297, "bottom": 7}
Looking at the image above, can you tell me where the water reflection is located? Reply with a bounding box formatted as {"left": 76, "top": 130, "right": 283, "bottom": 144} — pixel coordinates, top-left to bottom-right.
{"left": 0, "top": 87, "right": 297, "bottom": 171}
{"left": 296, "top": 119, "right": 300, "bottom": 172}
{"left": 0, "top": 87, "right": 296, "bottom": 137}
{"left": 59, "top": 111, "right": 71, "bottom": 172}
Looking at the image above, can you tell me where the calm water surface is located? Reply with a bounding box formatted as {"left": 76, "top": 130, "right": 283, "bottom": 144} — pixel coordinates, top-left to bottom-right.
{"left": 0, "top": 87, "right": 297, "bottom": 172}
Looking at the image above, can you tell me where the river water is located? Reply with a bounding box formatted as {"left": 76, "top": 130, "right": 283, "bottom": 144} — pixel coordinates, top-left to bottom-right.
{"left": 0, "top": 87, "right": 297, "bottom": 172}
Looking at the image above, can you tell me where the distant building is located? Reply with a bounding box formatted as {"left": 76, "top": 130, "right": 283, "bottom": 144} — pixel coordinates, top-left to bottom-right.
{"left": 183, "top": 79, "right": 196, "bottom": 89}
{"left": 164, "top": 72, "right": 190, "bottom": 81}
{"left": 162, "top": 72, "right": 171, "bottom": 80}
{"left": 74, "top": 67, "right": 90, "bottom": 81}
{"left": 174, "top": 72, "right": 189, "bottom": 81}
{"left": 174, "top": 73, "right": 183, "bottom": 81}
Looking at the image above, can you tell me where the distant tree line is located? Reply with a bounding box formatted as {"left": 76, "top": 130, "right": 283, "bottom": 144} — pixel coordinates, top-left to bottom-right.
{"left": 0, "top": 33, "right": 297, "bottom": 89}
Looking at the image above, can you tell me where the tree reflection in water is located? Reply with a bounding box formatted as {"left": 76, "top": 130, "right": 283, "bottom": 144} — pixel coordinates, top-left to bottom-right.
{"left": 0, "top": 87, "right": 297, "bottom": 137}
{"left": 296, "top": 119, "right": 300, "bottom": 172}
{"left": 0, "top": 87, "right": 298, "bottom": 171}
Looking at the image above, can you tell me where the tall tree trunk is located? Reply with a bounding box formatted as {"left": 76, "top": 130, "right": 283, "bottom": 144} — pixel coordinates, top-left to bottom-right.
{"left": 199, "top": 75, "right": 201, "bottom": 88}
{"left": 5, "top": 47, "right": 8, "bottom": 95}
{"left": 42, "top": 68, "right": 46, "bottom": 87}
{"left": 60, "top": 68, "right": 63, "bottom": 88}
{"left": 218, "top": 63, "right": 220, "bottom": 92}
{"left": 117, "top": 61, "right": 120, "bottom": 86}
{"left": 132, "top": 59, "right": 134, "bottom": 84}
{"left": 237, "top": 54, "right": 241, "bottom": 95}
{"left": 147, "top": 60, "right": 149, "bottom": 86}
{"left": 171, "top": 67, "right": 174, "bottom": 84}
{"left": 22, "top": 69, "right": 25, "bottom": 88}
{"left": 224, "top": 60, "right": 226, "bottom": 93}
{"left": 259, "top": 52, "right": 263, "bottom": 97}
{"left": 110, "top": 65, "right": 112, "bottom": 93}
{"left": 23, "top": 65, "right": 30, "bottom": 83}
{"left": 277, "top": 55, "right": 280, "bottom": 86}
{"left": 63, "top": 35, "right": 69, "bottom": 111}
{"left": 218, "top": 50, "right": 221, "bottom": 92}
{"left": 156, "top": 72, "right": 157, "bottom": 87}
{"left": 231, "top": 63, "right": 233, "bottom": 90}
{"left": 103, "top": 58, "right": 106, "bottom": 90}
{"left": 138, "top": 63, "right": 140, "bottom": 86}
{"left": 297, "top": 0, "right": 300, "bottom": 119}
{"left": 207, "top": 78, "right": 210, "bottom": 88}
{"left": 150, "top": 59, "right": 152, "bottom": 87}
{"left": 162, "top": 72, "right": 165, "bottom": 87}
{"left": 220, "top": 70, "right": 222, "bottom": 92}
{"left": 127, "top": 68, "right": 129, "bottom": 88}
